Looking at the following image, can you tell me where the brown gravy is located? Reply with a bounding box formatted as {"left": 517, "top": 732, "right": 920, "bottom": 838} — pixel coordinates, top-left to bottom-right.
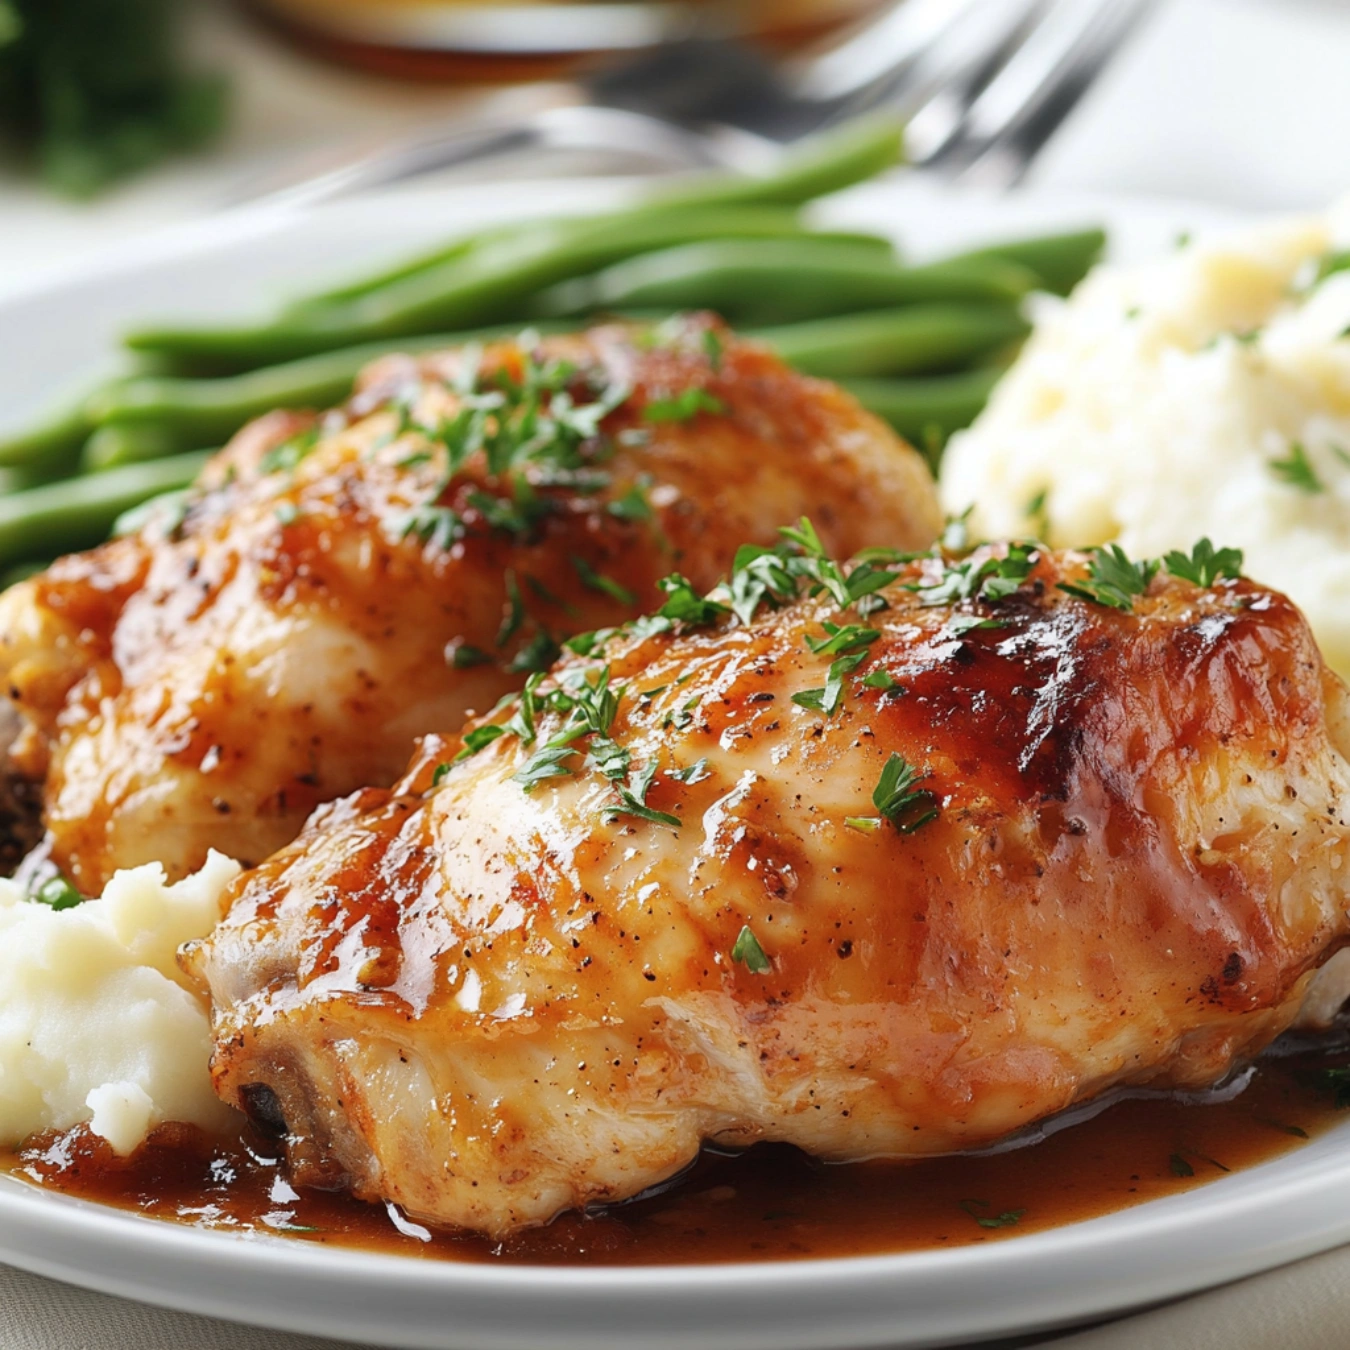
{"left": 5, "top": 1037, "right": 1348, "bottom": 1266}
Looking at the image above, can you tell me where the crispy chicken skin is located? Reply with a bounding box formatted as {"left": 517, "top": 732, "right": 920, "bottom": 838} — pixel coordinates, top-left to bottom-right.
{"left": 187, "top": 547, "right": 1350, "bottom": 1238}
{"left": 0, "top": 319, "right": 939, "bottom": 892}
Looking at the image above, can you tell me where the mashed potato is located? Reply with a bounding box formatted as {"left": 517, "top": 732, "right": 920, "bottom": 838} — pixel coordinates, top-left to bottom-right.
{"left": 940, "top": 201, "right": 1350, "bottom": 679}
{"left": 0, "top": 852, "right": 240, "bottom": 1155}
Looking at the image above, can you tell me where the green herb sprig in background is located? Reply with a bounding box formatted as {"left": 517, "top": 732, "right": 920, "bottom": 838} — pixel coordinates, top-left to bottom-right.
{"left": 0, "top": 0, "right": 227, "bottom": 197}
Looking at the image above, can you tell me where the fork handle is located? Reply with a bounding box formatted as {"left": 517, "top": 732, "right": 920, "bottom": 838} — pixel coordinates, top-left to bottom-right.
{"left": 239, "top": 106, "right": 733, "bottom": 212}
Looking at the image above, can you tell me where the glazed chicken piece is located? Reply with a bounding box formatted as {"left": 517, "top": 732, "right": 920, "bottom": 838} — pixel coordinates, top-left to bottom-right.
{"left": 188, "top": 543, "right": 1350, "bottom": 1238}
{"left": 0, "top": 318, "right": 939, "bottom": 892}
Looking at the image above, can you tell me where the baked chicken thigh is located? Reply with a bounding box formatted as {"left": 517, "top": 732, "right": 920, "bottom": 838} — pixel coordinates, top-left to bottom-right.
{"left": 189, "top": 540, "right": 1350, "bottom": 1238}
{"left": 0, "top": 319, "right": 939, "bottom": 892}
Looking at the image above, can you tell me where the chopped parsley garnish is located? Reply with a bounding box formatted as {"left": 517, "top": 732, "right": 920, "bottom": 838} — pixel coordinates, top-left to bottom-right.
{"left": 506, "top": 630, "right": 560, "bottom": 674}
{"left": 946, "top": 613, "right": 1005, "bottom": 636}
{"left": 259, "top": 427, "right": 320, "bottom": 476}
{"left": 383, "top": 338, "right": 630, "bottom": 551}
{"left": 851, "top": 753, "right": 938, "bottom": 835}
{"left": 792, "top": 652, "right": 867, "bottom": 717}
{"left": 586, "top": 737, "right": 632, "bottom": 781}
{"left": 1162, "top": 538, "right": 1244, "bottom": 588}
{"left": 717, "top": 518, "right": 895, "bottom": 630}
{"left": 455, "top": 724, "right": 507, "bottom": 763}
{"left": 512, "top": 740, "right": 584, "bottom": 791}
{"left": 466, "top": 480, "right": 547, "bottom": 539}
{"left": 607, "top": 479, "right": 654, "bottom": 522}
{"left": 497, "top": 571, "right": 525, "bottom": 648}
{"left": 572, "top": 555, "right": 636, "bottom": 606}
{"left": 941, "top": 508, "right": 974, "bottom": 555}
{"left": 469, "top": 665, "right": 680, "bottom": 830}
{"left": 844, "top": 816, "right": 882, "bottom": 833}
{"left": 1268, "top": 442, "right": 1323, "bottom": 493}
{"left": 911, "top": 542, "right": 1037, "bottom": 608}
{"left": 431, "top": 762, "right": 453, "bottom": 787}
{"left": 702, "top": 329, "right": 724, "bottom": 371}
{"left": 730, "top": 924, "right": 772, "bottom": 974}
{"left": 451, "top": 644, "right": 491, "bottom": 669}
{"left": 1026, "top": 489, "right": 1050, "bottom": 540}
{"left": 646, "top": 573, "right": 730, "bottom": 631}
{"left": 1169, "top": 1153, "right": 1195, "bottom": 1178}
{"left": 602, "top": 760, "right": 682, "bottom": 829}
{"left": 563, "top": 629, "right": 614, "bottom": 658}
{"left": 861, "top": 669, "right": 901, "bottom": 693}
{"left": 1058, "top": 544, "right": 1158, "bottom": 613}
{"left": 667, "top": 757, "right": 711, "bottom": 784}
{"left": 662, "top": 694, "right": 702, "bottom": 732}
{"left": 561, "top": 664, "right": 623, "bottom": 737}
{"left": 804, "top": 622, "right": 880, "bottom": 656}
{"left": 726, "top": 542, "right": 802, "bottom": 626}
{"left": 959, "top": 1199, "right": 1025, "bottom": 1229}
{"left": 1317, "top": 1066, "right": 1350, "bottom": 1109}
{"left": 505, "top": 672, "right": 545, "bottom": 745}
{"left": 395, "top": 502, "right": 464, "bottom": 553}
{"left": 643, "top": 387, "right": 726, "bottom": 423}
{"left": 33, "top": 875, "right": 81, "bottom": 911}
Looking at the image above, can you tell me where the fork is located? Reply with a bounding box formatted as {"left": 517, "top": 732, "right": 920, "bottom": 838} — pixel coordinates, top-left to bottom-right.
{"left": 238, "top": 0, "right": 1157, "bottom": 209}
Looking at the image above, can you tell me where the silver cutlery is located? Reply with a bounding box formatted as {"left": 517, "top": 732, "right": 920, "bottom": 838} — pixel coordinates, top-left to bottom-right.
{"left": 237, "top": 0, "right": 1158, "bottom": 209}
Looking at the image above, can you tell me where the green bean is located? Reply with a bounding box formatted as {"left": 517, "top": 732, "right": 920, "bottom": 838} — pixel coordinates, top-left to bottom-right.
{"left": 0, "top": 451, "right": 212, "bottom": 570}
{"left": 287, "top": 233, "right": 486, "bottom": 317}
{"left": 284, "top": 116, "right": 903, "bottom": 321}
{"left": 944, "top": 228, "right": 1105, "bottom": 297}
{"left": 533, "top": 240, "right": 1034, "bottom": 324}
{"left": 0, "top": 401, "right": 96, "bottom": 470}
{"left": 126, "top": 206, "right": 832, "bottom": 373}
{"left": 80, "top": 424, "right": 196, "bottom": 473}
{"left": 651, "top": 116, "right": 905, "bottom": 210}
{"left": 751, "top": 306, "right": 1030, "bottom": 379}
{"left": 842, "top": 368, "right": 1003, "bottom": 443}
{"left": 85, "top": 345, "right": 384, "bottom": 458}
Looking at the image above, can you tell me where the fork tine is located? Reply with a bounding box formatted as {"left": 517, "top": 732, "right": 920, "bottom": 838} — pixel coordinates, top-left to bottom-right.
{"left": 796, "top": 0, "right": 989, "bottom": 105}
{"left": 913, "top": 0, "right": 1157, "bottom": 185}
{"left": 884, "top": 0, "right": 1049, "bottom": 159}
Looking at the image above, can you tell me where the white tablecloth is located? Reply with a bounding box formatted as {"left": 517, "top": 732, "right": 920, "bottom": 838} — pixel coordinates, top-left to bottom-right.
{"left": 5, "top": 1, "right": 1350, "bottom": 1345}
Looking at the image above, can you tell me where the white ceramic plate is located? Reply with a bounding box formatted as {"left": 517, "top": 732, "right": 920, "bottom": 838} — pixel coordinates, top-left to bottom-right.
{"left": 0, "top": 177, "right": 1319, "bottom": 1350}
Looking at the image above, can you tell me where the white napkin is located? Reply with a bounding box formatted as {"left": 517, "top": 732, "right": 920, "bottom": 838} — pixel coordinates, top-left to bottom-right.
{"left": 4, "top": 1243, "right": 1350, "bottom": 1350}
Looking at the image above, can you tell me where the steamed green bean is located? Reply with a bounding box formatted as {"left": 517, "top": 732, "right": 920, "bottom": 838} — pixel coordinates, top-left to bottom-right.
{"left": 0, "top": 450, "right": 211, "bottom": 569}
{"left": 285, "top": 116, "right": 904, "bottom": 321}
{"left": 126, "top": 206, "right": 844, "bottom": 373}
{"left": 651, "top": 116, "right": 904, "bottom": 211}
{"left": 533, "top": 240, "right": 1034, "bottom": 324}
{"left": 842, "top": 368, "right": 1004, "bottom": 442}
{"left": 752, "top": 306, "right": 1030, "bottom": 379}
{"left": 945, "top": 228, "right": 1105, "bottom": 297}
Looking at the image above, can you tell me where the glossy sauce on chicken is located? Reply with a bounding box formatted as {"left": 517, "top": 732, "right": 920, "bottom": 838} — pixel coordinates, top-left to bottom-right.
{"left": 0, "top": 320, "right": 939, "bottom": 892}
{"left": 189, "top": 545, "right": 1350, "bottom": 1238}
{"left": 4, "top": 1037, "right": 1347, "bottom": 1264}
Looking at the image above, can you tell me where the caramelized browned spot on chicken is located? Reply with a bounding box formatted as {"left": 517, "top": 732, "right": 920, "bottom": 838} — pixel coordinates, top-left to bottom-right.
{"left": 0, "top": 319, "right": 939, "bottom": 891}
{"left": 187, "top": 547, "right": 1350, "bottom": 1238}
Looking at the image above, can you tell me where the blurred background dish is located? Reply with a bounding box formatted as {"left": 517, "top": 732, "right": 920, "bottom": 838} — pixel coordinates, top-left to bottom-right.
{"left": 243, "top": 0, "right": 884, "bottom": 79}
